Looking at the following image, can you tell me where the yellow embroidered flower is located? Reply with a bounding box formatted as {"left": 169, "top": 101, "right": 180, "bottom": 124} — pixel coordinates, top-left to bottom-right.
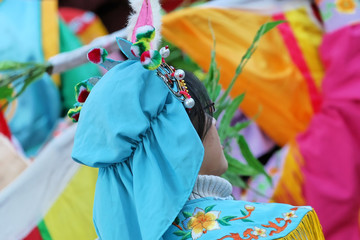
{"left": 183, "top": 207, "right": 221, "bottom": 240}
{"left": 252, "top": 227, "right": 267, "bottom": 237}
{"left": 336, "top": 0, "right": 357, "bottom": 14}
{"left": 283, "top": 211, "right": 298, "bottom": 220}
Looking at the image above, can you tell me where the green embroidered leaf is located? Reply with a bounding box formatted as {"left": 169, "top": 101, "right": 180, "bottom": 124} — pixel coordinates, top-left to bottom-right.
{"left": 217, "top": 218, "right": 231, "bottom": 226}
{"left": 174, "top": 217, "right": 180, "bottom": 225}
{"left": 222, "top": 216, "right": 237, "bottom": 222}
{"left": 240, "top": 210, "right": 247, "bottom": 216}
{"left": 173, "top": 231, "right": 187, "bottom": 236}
{"left": 181, "top": 232, "right": 192, "bottom": 240}
{"left": 182, "top": 211, "right": 192, "bottom": 219}
{"left": 204, "top": 205, "right": 216, "bottom": 213}
{"left": 240, "top": 219, "right": 254, "bottom": 223}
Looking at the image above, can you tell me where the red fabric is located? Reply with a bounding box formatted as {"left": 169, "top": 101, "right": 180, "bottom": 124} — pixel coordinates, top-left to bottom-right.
{"left": 23, "top": 227, "right": 42, "bottom": 240}
{"left": 0, "top": 110, "right": 11, "bottom": 139}
{"left": 297, "top": 24, "right": 360, "bottom": 240}
{"left": 59, "top": 7, "right": 95, "bottom": 34}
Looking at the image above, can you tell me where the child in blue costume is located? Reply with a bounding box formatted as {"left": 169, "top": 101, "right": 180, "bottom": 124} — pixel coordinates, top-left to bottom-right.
{"left": 71, "top": 0, "right": 325, "bottom": 239}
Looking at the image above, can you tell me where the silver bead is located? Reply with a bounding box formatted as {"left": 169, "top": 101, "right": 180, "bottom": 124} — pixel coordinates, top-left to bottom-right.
{"left": 184, "top": 98, "right": 195, "bottom": 109}
{"left": 159, "top": 46, "right": 170, "bottom": 58}
{"left": 174, "top": 69, "right": 185, "bottom": 80}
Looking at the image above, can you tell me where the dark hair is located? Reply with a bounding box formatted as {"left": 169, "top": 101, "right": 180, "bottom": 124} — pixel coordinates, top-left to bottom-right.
{"left": 183, "top": 71, "right": 214, "bottom": 140}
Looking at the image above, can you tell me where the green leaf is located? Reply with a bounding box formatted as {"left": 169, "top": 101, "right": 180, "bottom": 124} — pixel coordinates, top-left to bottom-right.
{"left": 237, "top": 135, "right": 272, "bottom": 184}
{"left": 182, "top": 211, "right": 192, "bottom": 218}
{"left": 217, "top": 218, "right": 231, "bottom": 226}
{"left": 174, "top": 231, "right": 187, "bottom": 236}
{"left": 214, "top": 85, "right": 222, "bottom": 102}
{"left": 174, "top": 217, "right": 180, "bottom": 225}
{"left": 222, "top": 171, "right": 248, "bottom": 189}
{"left": 219, "top": 93, "right": 245, "bottom": 142}
{"left": 232, "top": 120, "right": 252, "bottom": 132}
{"left": 225, "top": 152, "right": 259, "bottom": 176}
{"left": 204, "top": 205, "right": 216, "bottom": 213}
{"left": 0, "top": 63, "right": 48, "bottom": 108}
{"left": 217, "top": 20, "right": 285, "bottom": 105}
{"left": 222, "top": 216, "right": 237, "bottom": 222}
{"left": 0, "top": 61, "right": 28, "bottom": 70}
{"left": 0, "top": 86, "right": 13, "bottom": 99}
{"left": 253, "top": 21, "right": 286, "bottom": 42}
{"left": 11, "top": 66, "right": 46, "bottom": 100}
{"left": 181, "top": 232, "right": 192, "bottom": 240}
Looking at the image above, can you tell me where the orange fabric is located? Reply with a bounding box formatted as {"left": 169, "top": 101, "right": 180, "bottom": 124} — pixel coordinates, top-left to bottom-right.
{"left": 77, "top": 18, "right": 107, "bottom": 45}
{"left": 271, "top": 142, "right": 306, "bottom": 206}
{"left": 162, "top": 7, "right": 318, "bottom": 146}
{"left": 284, "top": 9, "right": 324, "bottom": 88}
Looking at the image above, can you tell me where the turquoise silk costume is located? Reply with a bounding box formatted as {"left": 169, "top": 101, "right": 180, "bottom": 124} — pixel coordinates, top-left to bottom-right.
{"left": 71, "top": 0, "right": 324, "bottom": 239}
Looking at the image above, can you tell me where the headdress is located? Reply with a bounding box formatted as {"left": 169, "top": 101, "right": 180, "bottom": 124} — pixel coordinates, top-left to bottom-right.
{"left": 68, "top": 1, "right": 194, "bottom": 122}
{"left": 71, "top": 1, "right": 204, "bottom": 239}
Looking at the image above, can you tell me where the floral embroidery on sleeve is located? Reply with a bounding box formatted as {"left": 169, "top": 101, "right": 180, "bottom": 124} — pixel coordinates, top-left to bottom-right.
{"left": 182, "top": 207, "right": 221, "bottom": 239}
{"left": 172, "top": 206, "right": 304, "bottom": 240}
{"left": 172, "top": 205, "right": 255, "bottom": 240}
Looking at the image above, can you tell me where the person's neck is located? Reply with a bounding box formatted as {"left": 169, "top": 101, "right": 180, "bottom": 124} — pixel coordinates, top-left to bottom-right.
{"left": 189, "top": 175, "right": 233, "bottom": 200}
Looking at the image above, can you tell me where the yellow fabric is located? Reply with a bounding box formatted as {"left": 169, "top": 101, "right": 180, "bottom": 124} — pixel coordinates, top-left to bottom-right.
{"left": 271, "top": 142, "right": 306, "bottom": 206}
{"left": 44, "top": 166, "right": 98, "bottom": 240}
{"left": 284, "top": 8, "right": 325, "bottom": 88}
{"left": 41, "top": 0, "right": 60, "bottom": 86}
{"left": 162, "top": 7, "right": 321, "bottom": 145}
{"left": 279, "top": 210, "right": 325, "bottom": 240}
{"left": 78, "top": 18, "right": 108, "bottom": 45}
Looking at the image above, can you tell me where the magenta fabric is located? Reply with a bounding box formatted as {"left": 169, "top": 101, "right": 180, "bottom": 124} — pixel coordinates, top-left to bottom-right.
{"left": 297, "top": 24, "right": 360, "bottom": 240}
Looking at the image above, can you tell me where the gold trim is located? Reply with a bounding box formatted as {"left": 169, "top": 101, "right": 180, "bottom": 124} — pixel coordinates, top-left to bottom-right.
{"left": 278, "top": 210, "right": 325, "bottom": 240}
